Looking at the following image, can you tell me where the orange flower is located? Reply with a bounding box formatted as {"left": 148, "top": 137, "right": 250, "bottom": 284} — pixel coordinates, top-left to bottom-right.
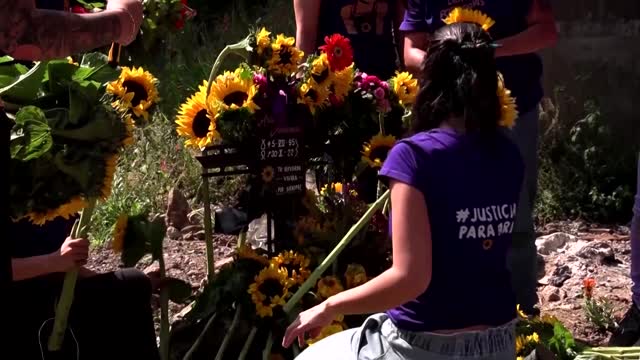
{"left": 319, "top": 34, "right": 353, "bottom": 72}
{"left": 583, "top": 278, "right": 596, "bottom": 299}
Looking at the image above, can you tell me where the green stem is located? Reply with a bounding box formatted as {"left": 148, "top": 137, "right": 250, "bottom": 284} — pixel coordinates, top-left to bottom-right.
{"left": 283, "top": 190, "right": 390, "bottom": 314}
{"left": 214, "top": 305, "right": 242, "bottom": 360}
{"left": 238, "top": 326, "right": 258, "bottom": 360}
{"left": 262, "top": 332, "right": 274, "bottom": 360}
{"left": 238, "top": 231, "right": 247, "bottom": 248}
{"left": 205, "top": 36, "right": 251, "bottom": 97}
{"left": 202, "top": 176, "right": 215, "bottom": 282}
{"left": 47, "top": 199, "right": 96, "bottom": 351}
{"left": 182, "top": 312, "right": 218, "bottom": 360}
{"left": 159, "top": 254, "right": 170, "bottom": 360}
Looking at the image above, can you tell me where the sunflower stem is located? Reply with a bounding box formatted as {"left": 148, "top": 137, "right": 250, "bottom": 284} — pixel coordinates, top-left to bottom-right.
{"left": 182, "top": 312, "right": 218, "bottom": 360}
{"left": 262, "top": 332, "right": 274, "bottom": 360}
{"left": 47, "top": 199, "right": 96, "bottom": 351}
{"left": 283, "top": 190, "right": 390, "bottom": 314}
{"left": 202, "top": 176, "right": 215, "bottom": 282}
{"left": 214, "top": 304, "right": 242, "bottom": 360}
{"left": 205, "top": 36, "right": 251, "bottom": 97}
{"left": 159, "top": 252, "right": 170, "bottom": 360}
{"left": 238, "top": 326, "right": 258, "bottom": 360}
{"left": 238, "top": 231, "right": 247, "bottom": 248}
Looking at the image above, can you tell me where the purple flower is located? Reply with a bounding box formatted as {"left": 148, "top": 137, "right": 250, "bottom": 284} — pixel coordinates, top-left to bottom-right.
{"left": 373, "top": 87, "right": 386, "bottom": 100}
{"left": 253, "top": 73, "right": 267, "bottom": 90}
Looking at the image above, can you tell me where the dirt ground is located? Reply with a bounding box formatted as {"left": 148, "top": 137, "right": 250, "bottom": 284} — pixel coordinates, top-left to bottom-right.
{"left": 86, "top": 221, "right": 634, "bottom": 347}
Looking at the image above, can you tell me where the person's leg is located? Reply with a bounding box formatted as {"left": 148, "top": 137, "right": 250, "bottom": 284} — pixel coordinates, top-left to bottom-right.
{"left": 295, "top": 329, "right": 358, "bottom": 360}
{"left": 610, "top": 154, "right": 640, "bottom": 346}
{"left": 506, "top": 107, "right": 540, "bottom": 315}
{"left": 71, "top": 268, "right": 159, "bottom": 360}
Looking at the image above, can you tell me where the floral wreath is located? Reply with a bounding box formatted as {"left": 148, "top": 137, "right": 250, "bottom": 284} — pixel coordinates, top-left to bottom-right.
{"left": 443, "top": 7, "right": 518, "bottom": 128}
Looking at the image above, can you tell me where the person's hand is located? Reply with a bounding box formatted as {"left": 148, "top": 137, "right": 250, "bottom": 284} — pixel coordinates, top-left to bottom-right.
{"left": 282, "top": 302, "right": 336, "bottom": 348}
{"left": 106, "top": 0, "right": 144, "bottom": 45}
{"left": 50, "top": 236, "right": 90, "bottom": 273}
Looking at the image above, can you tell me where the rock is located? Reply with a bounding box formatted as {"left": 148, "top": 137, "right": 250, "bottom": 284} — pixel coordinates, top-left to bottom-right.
{"left": 166, "top": 187, "right": 190, "bottom": 230}
{"left": 536, "top": 232, "right": 578, "bottom": 255}
{"left": 167, "top": 226, "right": 181, "bottom": 240}
{"left": 541, "top": 286, "right": 562, "bottom": 302}
{"left": 549, "top": 265, "right": 572, "bottom": 287}
{"left": 537, "top": 253, "right": 546, "bottom": 279}
{"left": 576, "top": 241, "right": 615, "bottom": 264}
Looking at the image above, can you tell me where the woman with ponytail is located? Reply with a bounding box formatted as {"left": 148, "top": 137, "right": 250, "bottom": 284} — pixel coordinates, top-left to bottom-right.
{"left": 282, "top": 9, "right": 523, "bottom": 359}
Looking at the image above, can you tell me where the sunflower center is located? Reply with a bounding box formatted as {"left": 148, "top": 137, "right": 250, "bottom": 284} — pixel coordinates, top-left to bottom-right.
{"left": 306, "top": 89, "right": 318, "bottom": 102}
{"left": 192, "top": 109, "right": 210, "bottom": 138}
{"left": 279, "top": 48, "right": 293, "bottom": 65}
{"left": 283, "top": 263, "right": 298, "bottom": 277}
{"left": 122, "top": 80, "right": 148, "bottom": 107}
{"left": 223, "top": 91, "right": 248, "bottom": 107}
{"left": 369, "top": 145, "right": 391, "bottom": 161}
{"left": 312, "top": 67, "right": 329, "bottom": 84}
{"left": 259, "top": 278, "right": 283, "bottom": 305}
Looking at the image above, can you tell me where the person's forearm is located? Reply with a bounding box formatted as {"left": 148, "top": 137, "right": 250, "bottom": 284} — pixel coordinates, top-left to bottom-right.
{"left": 324, "top": 268, "right": 428, "bottom": 316}
{"left": 495, "top": 23, "right": 557, "bottom": 57}
{"left": 1, "top": 1, "right": 122, "bottom": 61}
{"left": 12, "top": 254, "right": 60, "bottom": 281}
{"left": 404, "top": 47, "right": 426, "bottom": 76}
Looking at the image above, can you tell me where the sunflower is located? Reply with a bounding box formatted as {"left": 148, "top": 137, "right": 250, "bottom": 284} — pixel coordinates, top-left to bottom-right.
{"left": 107, "top": 66, "right": 159, "bottom": 121}
{"left": 345, "top": 263, "right": 368, "bottom": 289}
{"left": 248, "top": 266, "right": 291, "bottom": 318}
{"left": 294, "top": 216, "right": 322, "bottom": 245}
{"left": 442, "top": 7, "right": 495, "bottom": 31}
{"left": 176, "top": 82, "right": 220, "bottom": 149}
{"left": 270, "top": 250, "right": 311, "bottom": 285}
{"left": 298, "top": 81, "right": 330, "bottom": 114}
{"left": 320, "top": 182, "right": 343, "bottom": 195}
{"left": 497, "top": 73, "right": 518, "bottom": 128}
{"left": 237, "top": 244, "right": 270, "bottom": 265}
{"left": 331, "top": 64, "right": 354, "bottom": 102}
{"left": 67, "top": 56, "right": 78, "bottom": 66}
{"left": 306, "top": 323, "right": 345, "bottom": 346}
{"left": 516, "top": 304, "right": 528, "bottom": 319}
{"left": 255, "top": 27, "right": 271, "bottom": 54}
{"left": 25, "top": 196, "right": 87, "bottom": 226}
{"left": 541, "top": 314, "right": 559, "bottom": 324}
{"left": 309, "top": 53, "right": 335, "bottom": 87}
{"left": 210, "top": 69, "right": 259, "bottom": 113}
{"left": 316, "top": 276, "right": 344, "bottom": 299}
{"left": 361, "top": 134, "right": 396, "bottom": 168}
{"left": 268, "top": 34, "right": 305, "bottom": 76}
{"left": 391, "top": 71, "right": 418, "bottom": 107}
{"left": 112, "top": 214, "right": 128, "bottom": 253}
{"left": 262, "top": 166, "right": 274, "bottom": 183}
{"left": 319, "top": 34, "right": 354, "bottom": 71}
{"left": 101, "top": 154, "right": 119, "bottom": 200}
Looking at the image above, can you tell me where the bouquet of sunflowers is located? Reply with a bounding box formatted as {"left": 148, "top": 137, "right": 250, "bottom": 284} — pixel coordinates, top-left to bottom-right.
{"left": 1, "top": 52, "right": 160, "bottom": 351}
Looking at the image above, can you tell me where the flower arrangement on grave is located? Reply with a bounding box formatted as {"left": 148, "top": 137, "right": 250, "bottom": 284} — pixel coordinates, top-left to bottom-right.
{"left": 1, "top": 52, "right": 160, "bottom": 352}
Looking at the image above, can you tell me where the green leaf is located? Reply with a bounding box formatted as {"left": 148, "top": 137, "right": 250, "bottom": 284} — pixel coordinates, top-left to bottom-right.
{"left": 53, "top": 104, "right": 124, "bottom": 142}
{"left": 10, "top": 106, "right": 52, "bottom": 161}
{"left": 0, "top": 56, "right": 14, "bottom": 64}
{"left": 121, "top": 213, "right": 152, "bottom": 267}
{"left": 0, "top": 61, "right": 48, "bottom": 102}
{"left": 68, "top": 80, "right": 100, "bottom": 124}
{"left": 165, "top": 277, "right": 192, "bottom": 303}
{"left": 74, "top": 64, "right": 119, "bottom": 84}
{"left": 148, "top": 216, "right": 166, "bottom": 261}
{"left": 46, "top": 61, "right": 79, "bottom": 95}
{"left": 80, "top": 52, "right": 109, "bottom": 68}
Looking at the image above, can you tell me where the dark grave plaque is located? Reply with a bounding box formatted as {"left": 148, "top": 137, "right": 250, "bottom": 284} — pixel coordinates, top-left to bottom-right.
{"left": 257, "top": 126, "right": 305, "bottom": 196}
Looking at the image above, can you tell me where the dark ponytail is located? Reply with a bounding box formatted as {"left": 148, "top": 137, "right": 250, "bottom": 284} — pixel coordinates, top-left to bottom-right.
{"left": 411, "top": 22, "right": 501, "bottom": 134}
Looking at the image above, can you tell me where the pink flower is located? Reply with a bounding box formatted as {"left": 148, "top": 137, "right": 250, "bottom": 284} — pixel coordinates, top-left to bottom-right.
{"left": 373, "top": 87, "right": 386, "bottom": 100}
{"left": 381, "top": 81, "right": 389, "bottom": 90}
{"left": 362, "top": 75, "right": 382, "bottom": 91}
{"left": 253, "top": 73, "right": 267, "bottom": 90}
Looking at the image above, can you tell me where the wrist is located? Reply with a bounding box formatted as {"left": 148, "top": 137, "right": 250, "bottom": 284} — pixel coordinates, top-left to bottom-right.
{"left": 112, "top": 7, "right": 135, "bottom": 44}
{"left": 322, "top": 296, "right": 341, "bottom": 316}
{"left": 45, "top": 252, "right": 64, "bottom": 273}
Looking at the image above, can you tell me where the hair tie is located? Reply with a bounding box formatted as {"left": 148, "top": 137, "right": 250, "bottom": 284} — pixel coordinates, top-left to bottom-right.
{"left": 443, "top": 7, "right": 496, "bottom": 31}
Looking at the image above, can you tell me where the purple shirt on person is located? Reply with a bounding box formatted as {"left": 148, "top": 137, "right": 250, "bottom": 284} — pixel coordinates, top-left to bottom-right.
{"left": 379, "top": 128, "right": 524, "bottom": 331}
{"left": 400, "top": 0, "right": 543, "bottom": 114}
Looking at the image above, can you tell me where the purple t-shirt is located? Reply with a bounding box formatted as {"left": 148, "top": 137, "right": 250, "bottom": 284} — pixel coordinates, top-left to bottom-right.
{"left": 379, "top": 128, "right": 524, "bottom": 331}
{"left": 400, "top": 0, "right": 543, "bottom": 114}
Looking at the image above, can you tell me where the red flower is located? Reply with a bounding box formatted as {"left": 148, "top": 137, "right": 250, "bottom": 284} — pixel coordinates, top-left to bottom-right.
{"left": 319, "top": 34, "right": 353, "bottom": 72}
{"left": 175, "top": 0, "right": 196, "bottom": 30}
{"left": 71, "top": 5, "right": 88, "bottom": 14}
{"left": 583, "top": 278, "right": 596, "bottom": 299}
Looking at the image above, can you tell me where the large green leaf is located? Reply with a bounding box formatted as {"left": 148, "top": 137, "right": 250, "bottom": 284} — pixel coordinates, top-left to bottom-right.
{"left": 45, "top": 61, "right": 79, "bottom": 95}
{"left": 121, "top": 214, "right": 152, "bottom": 267}
{"left": 0, "top": 62, "right": 28, "bottom": 88}
{"left": 68, "top": 80, "right": 100, "bottom": 124}
{"left": 148, "top": 216, "right": 166, "bottom": 261}
{"left": 53, "top": 103, "right": 124, "bottom": 142}
{"left": 165, "top": 277, "right": 192, "bottom": 303}
{"left": 10, "top": 106, "right": 53, "bottom": 161}
{"left": 73, "top": 63, "right": 119, "bottom": 84}
{"left": 52, "top": 151, "right": 93, "bottom": 191}
{"left": 0, "top": 61, "right": 48, "bottom": 102}
{"left": 0, "top": 56, "right": 14, "bottom": 65}
{"left": 80, "top": 52, "right": 109, "bottom": 68}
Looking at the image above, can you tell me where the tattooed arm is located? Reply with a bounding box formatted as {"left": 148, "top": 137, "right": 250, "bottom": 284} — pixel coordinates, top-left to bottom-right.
{"left": 495, "top": 0, "right": 558, "bottom": 57}
{"left": 0, "top": 0, "right": 142, "bottom": 61}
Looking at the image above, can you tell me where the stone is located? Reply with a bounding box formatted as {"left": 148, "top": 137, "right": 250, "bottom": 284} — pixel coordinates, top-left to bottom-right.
{"left": 549, "top": 265, "right": 572, "bottom": 287}
{"left": 166, "top": 187, "right": 190, "bottom": 230}
{"left": 541, "top": 286, "right": 562, "bottom": 302}
{"left": 576, "top": 241, "right": 615, "bottom": 263}
{"left": 537, "top": 253, "right": 547, "bottom": 279}
{"left": 167, "top": 226, "right": 181, "bottom": 240}
{"left": 536, "top": 232, "right": 578, "bottom": 255}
